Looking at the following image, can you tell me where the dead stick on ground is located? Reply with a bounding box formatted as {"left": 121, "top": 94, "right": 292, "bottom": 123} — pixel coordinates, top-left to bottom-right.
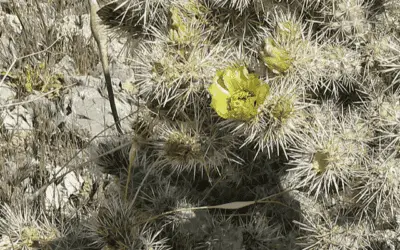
{"left": 89, "top": 0, "right": 123, "bottom": 135}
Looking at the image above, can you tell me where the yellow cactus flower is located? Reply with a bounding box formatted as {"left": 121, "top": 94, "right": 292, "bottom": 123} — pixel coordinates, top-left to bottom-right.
{"left": 208, "top": 65, "right": 270, "bottom": 121}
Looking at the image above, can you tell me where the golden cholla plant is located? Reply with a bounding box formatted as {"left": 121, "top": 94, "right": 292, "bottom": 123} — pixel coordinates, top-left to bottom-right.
{"left": 5, "top": 0, "right": 400, "bottom": 249}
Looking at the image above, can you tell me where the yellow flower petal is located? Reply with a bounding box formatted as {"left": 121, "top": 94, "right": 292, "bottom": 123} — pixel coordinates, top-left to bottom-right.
{"left": 208, "top": 81, "right": 231, "bottom": 119}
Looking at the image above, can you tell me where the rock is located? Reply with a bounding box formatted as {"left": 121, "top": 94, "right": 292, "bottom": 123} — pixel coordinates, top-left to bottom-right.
{"left": 65, "top": 75, "right": 102, "bottom": 88}
{"left": 26, "top": 96, "right": 66, "bottom": 136}
{"left": 92, "top": 62, "right": 136, "bottom": 102}
{"left": 64, "top": 85, "right": 135, "bottom": 138}
{"left": 0, "top": 13, "right": 19, "bottom": 69}
{"left": 0, "top": 35, "right": 17, "bottom": 69}
{"left": 110, "top": 62, "right": 135, "bottom": 84}
{"left": 111, "top": 77, "right": 122, "bottom": 90}
{"left": 55, "top": 14, "right": 91, "bottom": 42}
{"left": 1, "top": 13, "right": 22, "bottom": 34}
{"left": 45, "top": 165, "right": 84, "bottom": 211}
{"left": 93, "top": 60, "right": 135, "bottom": 85}
{"left": 53, "top": 55, "right": 76, "bottom": 76}
{"left": 0, "top": 84, "right": 15, "bottom": 105}
{"left": 2, "top": 105, "right": 32, "bottom": 132}
{"left": 80, "top": 14, "right": 91, "bottom": 41}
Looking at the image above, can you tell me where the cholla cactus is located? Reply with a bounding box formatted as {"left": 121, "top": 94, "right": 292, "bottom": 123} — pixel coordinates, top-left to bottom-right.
{"left": 353, "top": 152, "right": 400, "bottom": 219}
{"left": 97, "top": 0, "right": 170, "bottom": 37}
{"left": 134, "top": 32, "right": 230, "bottom": 115}
{"left": 316, "top": 44, "right": 363, "bottom": 95}
{"left": 4, "top": 0, "right": 398, "bottom": 249}
{"left": 149, "top": 116, "right": 240, "bottom": 174}
{"left": 259, "top": 9, "right": 305, "bottom": 75}
{"left": 261, "top": 37, "right": 294, "bottom": 74}
{"left": 209, "top": 0, "right": 273, "bottom": 13}
{"left": 286, "top": 105, "right": 369, "bottom": 199}
{"left": 239, "top": 210, "right": 285, "bottom": 249}
{"left": 295, "top": 212, "right": 373, "bottom": 249}
{"left": 0, "top": 203, "right": 60, "bottom": 249}
{"left": 84, "top": 195, "right": 170, "bottom": 249}
{"left": 297, "top": 0, "right": 370, "bottom": 43}
{"left": 214, "top": 77, "right": 308, "bottom": 157}
{"left": 364, "top": 87, "right": 400, "bottom": 156}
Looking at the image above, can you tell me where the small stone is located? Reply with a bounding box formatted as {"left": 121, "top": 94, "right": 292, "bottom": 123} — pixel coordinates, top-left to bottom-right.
{"left": 45, "top": 165, "right": 83, "bottom": 211}
{"left": 0, "top": 84, "right": 15, "bottom": 105}
{"left": 2, "top": 106, "right": 32, "bottom": 132}
{"left": 53, "top": 55, "right": 76, "bottom": 76}
{"left": 2, "top": 13, "right": 22, "bottom": 34}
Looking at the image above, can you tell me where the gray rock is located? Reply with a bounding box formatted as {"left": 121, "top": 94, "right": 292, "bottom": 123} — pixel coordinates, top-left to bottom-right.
{"left": 65, "top": 74, "right": 102, "bottom": 88}
{"left": 64, "top": 85, "right": 135, "bottom": 138}
{"left": 55, "top": 14, "right": 91, "bottom": 42}
{"left": 80, "top": 14, "right": 91, "bottom": 41}
{"left": 93, "top": 61, "right": 135, "bottom": 85}
{"left": 0, "top": 13, "right": 19, "bottom": 69}
{"left": 53, "top": 55, "right": 76, "bottom": 76}
{"left": 96, "top": 77, "right": 123, "bottom": 95}
{"left": 25, "top": 96, "right": 66, "bottom": 135}
{"left": 0, "top": 35, "right": 17, "bottom": 69}
{"left": 92, "top": 63, "right": 136, "bottom": 103}
{"left": 2, "top": 105, "right": 32, "bottom": 132}
{"left": 1, "top": 13, "right": 22, "bottom": 34}
{"left": 0, "top": 84, "right": 15, "bottom": 105}
{"left": 45, "top": 165, "right": 83, "bottom": 211}
{"left": 92, "top": 37, "right": 136, "bottom": 78}
{"left": 110, "top": 62, "right": 135, "bottom": 84}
